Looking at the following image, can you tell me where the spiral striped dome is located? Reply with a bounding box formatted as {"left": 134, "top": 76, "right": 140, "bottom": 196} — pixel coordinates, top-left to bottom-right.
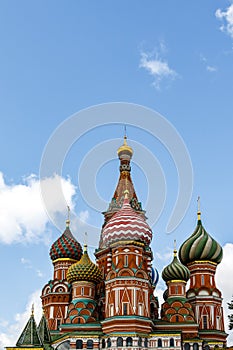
{"left": 162, "top": 251, "right": 190, "bottom": 282}
{"left": 67, "top": 245, "right": 102, "bottom": 284}
{"left": 101, "top": 195, "right": 152, "bottom": 248}
{"left": 50, "top": 221, "right": 82, "bottom": 262}
{"left": 179, "top": 219, "right": 223, "bottom": 265}
{"left": 151, "top": 267, "right": 159, "bottom": 287}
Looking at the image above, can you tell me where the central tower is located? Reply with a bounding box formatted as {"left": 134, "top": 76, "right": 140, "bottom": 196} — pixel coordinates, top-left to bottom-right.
{"left": 95, "top": 136, "right": 157, "bottom": 347}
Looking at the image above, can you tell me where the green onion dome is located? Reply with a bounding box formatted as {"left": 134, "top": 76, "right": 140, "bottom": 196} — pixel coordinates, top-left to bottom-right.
{"left": 162, "top": 250, "right": 190, "bottom": 282}
{"left": 50, "top": 220, "right": 83, "bottom": 261}
{"left": 67, "top": 244, "right": 102, "bottom": 284}
{"left": 179, "top": 214, "right": 223, "bottom": 266}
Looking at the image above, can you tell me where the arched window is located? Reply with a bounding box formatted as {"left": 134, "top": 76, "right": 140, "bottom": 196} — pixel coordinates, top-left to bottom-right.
{"left": 184, "top": 343, "right": 190, "bottom": 350}
{"left": 193, "top": 343, "right": 199, "bottom": 350}
{"left": 107, "top": 338, "right": 111, "bottom": 348}
{"left": 144, "top": 338, "right": 148, "bottom": 348}
{"left": 138, "top": 337, "right": 142, "bottom": 347}
{"left": 117, "top": 337, "right": 123, "bottom": 347}
{"left": 102, "top": 339, "right": 106, "bottom": 349}
{"left": 158, "top": 338, "right": 162, "bottom": 348}
{"left": 124, "top": 255, "right": 128, "bottom": 267}
{"left": 170, "top": 338, "right": 174, "bottom": 347}
{"left": 87, "top": 340, "right": 93, "bottom": 349}
{"left": 126, "top": 337, "right": 133, "bottom": 347}
{"left": 76, "top": 340, "right": 83, "bottom": 349}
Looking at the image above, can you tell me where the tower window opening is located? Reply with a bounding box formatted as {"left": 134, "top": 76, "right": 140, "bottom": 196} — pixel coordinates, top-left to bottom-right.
{"left": 138, "top": 337, "right": 142, "bottom": 347}
{"left": 109, "top": 304, "right": 114, "bottom": 317}
{"left": 175, "top": 286, "right": 178, "bottom": 294}
{"left": 123, "top": 303, "right": 128, "bottom": 315}
{"left": 158, "top": 339, "right": 162, "bottom": 348}
{"left": 138, "top": 303, "right": 143, "bottom": 316}
{"left": 126, "top": 337, "right": 133, "bottom": 347}
{"left": 203, "top": 315, "right": 208, "bottom": 329}
{"left": 62, "top": 269, "right": 65, "bottom": 280}
{"left": 107, "top": 338, "right": 111, "bottom": 348}
{"left": 116, "top": 256, "right": 118, "bottom": 265}
{"left": 136, "top": 255, "right": 139, "bottom": 266}
{"left": 124, "top": 255, "right": 128, "bottom": 267}
{"left": 117, "top": 337, "right": 123, "bottom": 347}
{"left": 89, "top": 288, "right": 92, "bottom": 296}
{"left": 193, "top": 343, "right": 199, "bottom": 350}
{"left": 216, "top": 316, "right": 220, "bottom": 330}
{"left": 144, "top": 338, "right": 148, "bottom": 348}
{"left": 57, "top": 319, "right": 61, "bottom": 330}
{"left": 76, "top": 340, "right": 83, "bottom": 349}
{"left": 81, "top": 287, "right": 84, "bottom": 295}
{"left": 170, "top": 338, "right": 174, "bottom": 347}
{"left": 201, "top": 275, "right": 205, "bottom": 286}
{"left": 87, "top": 340, "right": 93, "bottom": 349}
{"left": 184, "top": 343, "right": 190, "bottom": 350}
{"left": 102, "top": 339, "right": 106, "bottom": 349}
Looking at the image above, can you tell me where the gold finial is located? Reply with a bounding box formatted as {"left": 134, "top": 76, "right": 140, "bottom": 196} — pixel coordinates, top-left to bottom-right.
{"left": 197, "top": 196, "right": 201, "bottom": 221}
{"left": 31, "top": 304, "right": 34, "bottom": 316}
{"left": 83, "top": 243, "right": 88, "bottom": 253}
{"left": 66, "top": 205, "right": 70, "bottom": 227}
{"left": 174, "top": 240, "right": 177, "bottom": 257}
{"left": 117, "top": 128, "right": 133, "bottom": 157}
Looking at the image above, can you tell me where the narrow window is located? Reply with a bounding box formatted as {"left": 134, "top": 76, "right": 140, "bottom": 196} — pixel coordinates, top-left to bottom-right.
{"left": 138, "top": 303, "right": 143, "bottom": 316}
{"left": 57, "top": 319, "right": 61, "bottom": 330}
{"left": 216, "top": 316, "right": 220, "bottom": 330}
{"left": 102, "top": 339, "right": 106, "bottom": 349}
{"left": 170, "top": 338, "right": 174, "bottom": 347}
{"left": 144, "top": 338, "right": 148, "bottom": 348}
{"left": 158, "top": 339, "right": 162, "bottom": 348}
{"left": 136, "top": 255, "right": 139, "bottom": 266}
{"left": 123, "top": 303, "right": 128, "bottom": 315}
{"left": 201, "top": 275, "right": 205, "bottom": 286}
{"left": 76, "top": 340, "right": 83, "bottom": 349}
{"left": 138, "top": 337, "right": 142, "bottom": 347}
{"left": 124, "top": 255, "right": 128, "bottom": 267}
{"left": 107, "top": 338, "right": 111, "bottom": 348}
{"left": 175, "top": 286, "right": 178, "bottom": 294}
{"left": 117, "top": 337, "right": 123, "bottom": 347}
{"left": 89, "top": 288, "right": 92, "bottom": 296}
{"left": 126, "top": 337, "right": 133, "bottom": 347}
{"left": 203, "top": 315, "right": 208, "bottom": 329}
{"left": 109, "top": 304, "right": 114, "bottom": 316}
{"left": 50, "top": 306, "right": 54, "bottom": 318}
{"left": 193, "top": 343, "right": 199, "bottom": 350}
{"left": 87, "top": 340, "right": 93, "bottom": 349}
{"left": 116, "top": 256, "right": 118, "bottom": 265}
{"left": 81, "top": 287, "right": 84, "bottom": 295}
{"left": 184, "top": 344, "right": 190, "bottom": 350}
{"left": 62, "top": 270, "right": 65, "bottom": 280}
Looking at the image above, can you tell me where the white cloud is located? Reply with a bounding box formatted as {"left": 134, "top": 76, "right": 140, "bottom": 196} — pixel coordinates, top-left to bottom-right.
{"left": 139, "top": 48, "right": 177, "bottom": 89}
{"left": 0, "top": 172, "right": 76, "bottom": 245}
{"left": 216, "top": 4, "right": 233, "bottom": 38}
{"left": 206, "top": 65, "right": 217, "bottom": 72}
{"left": 20, "top": 258, "right": 44, "bottom": 278}
{"left": 0, "top": 289, "right": 42, "bottom": 350}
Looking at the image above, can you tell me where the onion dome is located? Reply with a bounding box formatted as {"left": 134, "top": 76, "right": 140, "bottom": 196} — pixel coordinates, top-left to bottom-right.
{"left": 101, "top": 191, "right": 152, "bottom": 248}
{"left": 50, "top": 220, "right": 82, "bottom": 261}
{"left": 179, "top": 210, "right": 223, "bottom": 265}
{"left": 151, "top": 267, "right": 159, "bottom": 287}
{"left": 162, "top": 249, "right": 190, "bottom": 282}
{"left": 67, "top": 244, "right": 102, "bottom": 284}
{"left": 117, "top": 135, "right": 133, "bottom": 159}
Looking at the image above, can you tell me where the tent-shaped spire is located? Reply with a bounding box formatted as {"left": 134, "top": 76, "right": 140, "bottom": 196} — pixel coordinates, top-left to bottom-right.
{"left": 37, "top": 311, "right": 51, "bottom": 344}
{"left": 16, "top": 305, "right": 43, "bottom": 347}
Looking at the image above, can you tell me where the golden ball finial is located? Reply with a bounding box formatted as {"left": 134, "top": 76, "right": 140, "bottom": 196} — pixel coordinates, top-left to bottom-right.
{"left": 117, "top": 135, "right": 133, "bottom": 158}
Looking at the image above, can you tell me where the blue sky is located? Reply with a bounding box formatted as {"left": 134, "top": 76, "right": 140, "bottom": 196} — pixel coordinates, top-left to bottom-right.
{"left": 0, "top": 1, "right": 233, "bottom": 347}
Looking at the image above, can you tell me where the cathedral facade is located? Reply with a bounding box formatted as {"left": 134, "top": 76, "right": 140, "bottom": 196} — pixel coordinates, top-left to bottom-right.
{"left": 7, "top": 137, "right": 227, "bottom": 350}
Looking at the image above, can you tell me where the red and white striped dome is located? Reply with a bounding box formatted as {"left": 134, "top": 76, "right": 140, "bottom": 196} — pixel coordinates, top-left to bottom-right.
{"left": 100, "top": 195, "right": 153, "bottom": 248}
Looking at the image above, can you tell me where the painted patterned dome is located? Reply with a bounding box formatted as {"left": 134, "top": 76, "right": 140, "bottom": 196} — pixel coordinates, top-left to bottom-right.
{"left": 100, "top": 193, "right": 153, "bottom": 248}
{"left": 67, "top": 245, "right": 102, "bottom": 284}
{"left": 50, "top": 221, "right": 83, "bottom": 262}
{"left": 162, "top": 250, "right": 190, "bottom": 282}
{"left": 179, "top": 216, "right": 223, "bottom": 266}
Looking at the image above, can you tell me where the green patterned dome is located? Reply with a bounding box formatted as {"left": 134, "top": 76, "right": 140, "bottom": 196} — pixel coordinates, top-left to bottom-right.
{"left": 179, "top": 216, "right": 223, "bottom": 265}
{"left": 67, "top": 245, "right": 102, "bottom": 284}
{"left": 162, "top": 250, "right": 190, "bottom": 282}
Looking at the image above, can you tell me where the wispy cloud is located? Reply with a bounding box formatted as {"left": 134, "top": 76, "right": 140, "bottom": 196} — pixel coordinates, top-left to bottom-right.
{"left": 0, "top": 172, "right": 76, "bottom": 245}
{"left": 139, "top": 42, "right": 177, "bottom": 89}
{"left": 200, "top": 54, "right": 218, "bottom": 73}
{"left": 20, "top": 257, "right": 44, "bottom": 278}
{"left": 216, "top": 4, "right": 233, "bottom": 39}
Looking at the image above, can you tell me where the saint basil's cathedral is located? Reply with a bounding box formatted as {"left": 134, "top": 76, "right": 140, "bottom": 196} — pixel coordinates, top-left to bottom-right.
{"left": 7, "top": 136, "right": 227, "bottom": 350}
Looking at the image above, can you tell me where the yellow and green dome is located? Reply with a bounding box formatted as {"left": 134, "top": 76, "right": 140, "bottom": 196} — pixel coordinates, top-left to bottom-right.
{"left": 162, "top": 249, "right": 190, "bottom": 282}
{"left": 67, "top": 244, "right": 102, "bottom": 284}
{"left": 179, "top": 216, "right": 223, "bottom": 266}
